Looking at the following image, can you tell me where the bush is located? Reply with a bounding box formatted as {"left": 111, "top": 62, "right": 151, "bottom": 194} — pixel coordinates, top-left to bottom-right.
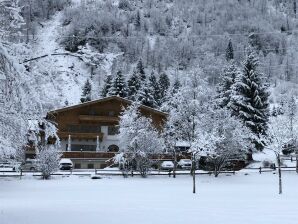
{"left": 36, "top": 145, "right": 61, "bottom": 179}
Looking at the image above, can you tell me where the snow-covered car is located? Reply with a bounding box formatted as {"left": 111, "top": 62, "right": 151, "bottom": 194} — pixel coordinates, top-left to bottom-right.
{"left": 160, "top": 161, "right": 174, "bottom": 170}
{"left": 178, "top": 159, "right": 192, "bottom": 169}
{"left": 59, "top": 159, "right": 73, "bottom": 170}
{"left": 21, "top": 159, "right": 39, "bottom": 171}
{"left": 0, "top": 163, "right": 17, "bottom": 171}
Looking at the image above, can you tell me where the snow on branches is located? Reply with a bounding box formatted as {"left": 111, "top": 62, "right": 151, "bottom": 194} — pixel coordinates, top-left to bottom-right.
{"left": 118, "top": 102, "right": 164, "bottom": 177}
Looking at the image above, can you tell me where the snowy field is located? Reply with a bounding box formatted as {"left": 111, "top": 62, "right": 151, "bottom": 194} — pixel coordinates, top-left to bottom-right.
{"left": 1, "top": 173, "right": 298, "bottom": 224}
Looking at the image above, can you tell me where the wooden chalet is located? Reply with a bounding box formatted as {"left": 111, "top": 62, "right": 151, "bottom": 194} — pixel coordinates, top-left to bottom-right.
{"left": 46, "top": 96, "right": 168, "bottom": 169}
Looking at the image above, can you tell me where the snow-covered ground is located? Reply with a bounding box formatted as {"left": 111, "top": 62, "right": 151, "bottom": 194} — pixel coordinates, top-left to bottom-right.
{"left": 1, "top": 173, "right": 298, "bottom": 224}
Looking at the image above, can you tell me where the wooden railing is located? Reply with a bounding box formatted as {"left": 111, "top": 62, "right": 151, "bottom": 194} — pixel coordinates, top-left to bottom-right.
{"left": 79, "top": 115, "right": 119, "bottom": 123}
{"left": 62, "top": 151, "right": 116, "bottom": 159}
{"left": 58, "top": 131, "right": 104, "bottom": 140}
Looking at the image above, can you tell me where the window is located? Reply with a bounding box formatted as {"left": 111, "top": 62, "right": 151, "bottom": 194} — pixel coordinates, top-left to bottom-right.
{"left": 74, "top": 163, "right": 81, "bottom": 169}
{"left": 108, "top": 111, "right": 115, "bottom": 116}
{"left": 108, "top": 145, "right": 119, "bottom": 152}
{"left": 88, "top": 163, "right": 94, "bottom": 169}
{"left": 66, "top": 144, "right": 97, "bottom": 151}
{"left": 108, "top": 126, "right": 119, "bottom": 135}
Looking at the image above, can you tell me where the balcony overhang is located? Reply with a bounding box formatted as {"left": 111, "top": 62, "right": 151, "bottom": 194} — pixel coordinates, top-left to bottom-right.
{"left": 79, "top": 115, "right": 119, "bottom": 123}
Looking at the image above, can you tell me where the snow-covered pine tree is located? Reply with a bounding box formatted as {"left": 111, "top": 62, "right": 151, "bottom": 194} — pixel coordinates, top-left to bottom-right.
{"left": 159, "top": 72, "right": 170, "bottom": 103}
{"left": 101, "top": 75, "right": 113, "bottom": 97}
{"left": 109, "top": 71, "right": 127, "bottom": 98}
{"left": 127, "top": 71, "right": 141, "bottom": 101}
{"left": 136, "top": 59, "right": 146, "bottom": 81}
{"left": 216, "top": 63, "right": 239, "bottom": 108}
{"left": 287, "top": 95, "right": 297, "bottom": 134}
{"left": 230, "top": 49, "right": 270, "bottom": 150}
{"left": 137, "top": 79, "right": 157, "bottom": 108}
{"left": 225, "top": 39, "right": 234, "bottom": 61}
{"left": 171, "top": 77, "right": 182, "bottom": 95}
{"left": 127, "top": 60, "right": 146, "bottom": 101}
{"left": 135, "top": 10, "right": 141, "bottom": 31}
{"left": 80, "top": 79, "right": 92, "bottom": 103}
{"left": 148, "top": 72, "right": 161, "bottom": 106}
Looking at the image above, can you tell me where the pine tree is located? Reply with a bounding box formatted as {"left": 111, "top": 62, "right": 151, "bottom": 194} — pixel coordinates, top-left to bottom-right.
{"left": 148, "top": 72, "right": 161, "bottom": 106}
{"left": 159, "top": 73, "right": 170, "bottom": 102}
{"left": 225, "top": 39, "right": 234, "bottom": 61}
{"left": 137, "top": 80, "right": 157, "bottom": 108}
{"left": 217, "top": 63, "right": 239, "bottom": 108}
{"left": 101, "top": 75, "right": 113, "bottom": 97}
{"left": 127, "top": 60, "right": 146, "bottom": 101}
{"left": 230, "top": 49, "right": 270, "bottom": 150}
{"left": 127, "top": 71, "right": 141, "bottom": 101}
{"left": 80, "top": 79, "right": 92, "bottom": 103}
{"left": 136, "top": 59, "right": 146, "bottom": 81}
{"left": 171, "top": 77, "right": 181, "bottom": 95}
{"left": 135, "top": 10, "right": 141, "bottom": 31}
{"left": 288, "top": 95, "right": 297, "bottom": 133}
{"left": 109, "top": 71, "right": 127, "bottom": 98}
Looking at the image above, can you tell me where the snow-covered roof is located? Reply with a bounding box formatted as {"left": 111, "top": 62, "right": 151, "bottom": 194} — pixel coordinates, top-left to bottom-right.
{"left": 176, "top": 141, "right": 190, "bottom": 147}
{"left": 47, "top": 96, "right": 168, "bottom": 117}
{"left": 28, "top": 119, "right": 40, "bottom": 131}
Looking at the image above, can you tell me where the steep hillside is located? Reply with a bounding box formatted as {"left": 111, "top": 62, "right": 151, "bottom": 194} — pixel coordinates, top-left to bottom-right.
{"left": 2, "top": 0, "right": 298, "bottom": 155}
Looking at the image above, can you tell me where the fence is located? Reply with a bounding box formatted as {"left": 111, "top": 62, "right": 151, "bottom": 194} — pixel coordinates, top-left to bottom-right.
{"left": 242, "top": 166, "right": 297, "bottom": 174}
{"left": 1, "top": 166, "right": 297, "bottom": 178}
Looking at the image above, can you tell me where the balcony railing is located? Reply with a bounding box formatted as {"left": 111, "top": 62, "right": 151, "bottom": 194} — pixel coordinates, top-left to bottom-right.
{"left": 58, "top": 131, "right": 104, "bottom": 140}
{"left": 62, "top": 151, "right": 116, "bottom": 159}
{"left": 79, "top": 115, "right": 119, "bottom": 123}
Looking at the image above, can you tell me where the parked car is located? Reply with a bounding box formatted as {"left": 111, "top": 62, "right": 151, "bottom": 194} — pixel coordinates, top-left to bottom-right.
{"left": 0, "top": 162, "right": 18, "bottom": 171}
{"left": 160, "top": 161, "right": 174, "bottom": 170}
{"left": 59, "top": 159, "right": 73, "bottom": 170}
{"left": 21, "top": 159, "right": 39, "bottom": 171}
{"left": 178, "top": 159, "right": 192, "bottom": 169}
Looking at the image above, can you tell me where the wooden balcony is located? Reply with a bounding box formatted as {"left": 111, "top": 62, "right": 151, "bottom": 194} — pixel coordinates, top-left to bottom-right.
{"left": 79, "top": 115, "right": 119, "bottom": 123}
{"left": 58, "top": 131, "right": 104, "bottom": 140}
{"left": 62, "top": 151, "right": 116, "bottom": 159}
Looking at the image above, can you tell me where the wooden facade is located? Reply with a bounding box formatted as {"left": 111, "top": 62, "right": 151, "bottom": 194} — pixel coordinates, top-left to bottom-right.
{"left": 46, "top": 96, "right": 168, "bottom": 169}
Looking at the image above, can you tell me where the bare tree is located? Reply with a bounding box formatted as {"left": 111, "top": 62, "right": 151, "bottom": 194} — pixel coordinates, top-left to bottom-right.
{"left": 267, "top": 115, "right": 296, "bottom": 194}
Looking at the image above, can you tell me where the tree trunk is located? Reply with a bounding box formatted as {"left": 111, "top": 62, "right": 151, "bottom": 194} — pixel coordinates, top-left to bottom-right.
{"left": 173, "top": 151, "right": 177, "bottom": 178}
{"left": 296, "top": 150, "right": 298, "bottom": 174}
{"left": 277, "top": 154, "right": 282, "bottom": 194}
{"left": 192, "top": 167, "right": 196, "bottom": 194}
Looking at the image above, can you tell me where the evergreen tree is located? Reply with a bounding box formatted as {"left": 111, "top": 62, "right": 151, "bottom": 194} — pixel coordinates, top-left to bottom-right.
{"left": 101, "top": 75, "right": 113, "bottom": 97}
{"left": 127, "top": 60, "right": 146, "bottom": 101}
{"left": 109, "top": 71, "right": 127, "bottom": 98}
{"left": 136, "top": 59, "right": 146, "bottom": 81}
{"left": 159, "top": 73, "right": 170, "bottom": 102}
{"left": 216, "top": 63, "right": 239, "bottom": 108}
{"left": 135, "top": 10, "right": 141, "bottom": 30}
{"left": 148, "top": 72, "right": 161, "bottom": 105}
{"left": 80, "top": 79, "right": 92, "bottom": 103}
{"left": 230, "top": 49, "right": 270, "bottom": 150}
{"left": 137, "top": 80, "right": 157, "bottom": 108}
{"left": 171, "top": 77, "right": 181, "bottom": 95}
{"left": 287, "top": 95, "right": 297, "bottom": 134}
{"left": 225, "top": 39, "right": 234, "bottom": 61}
{"left": 127, "top": 71, "right": 141, "bottom": 101}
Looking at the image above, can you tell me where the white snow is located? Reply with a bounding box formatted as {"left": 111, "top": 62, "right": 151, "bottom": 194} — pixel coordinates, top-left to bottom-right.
{"left": 1, "top": 173, "right": 298, "bottom": 224}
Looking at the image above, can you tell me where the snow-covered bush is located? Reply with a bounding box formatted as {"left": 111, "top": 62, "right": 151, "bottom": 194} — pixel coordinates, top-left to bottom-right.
{"left": 36, "top": 145, "right": 61, "bottom": 180}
